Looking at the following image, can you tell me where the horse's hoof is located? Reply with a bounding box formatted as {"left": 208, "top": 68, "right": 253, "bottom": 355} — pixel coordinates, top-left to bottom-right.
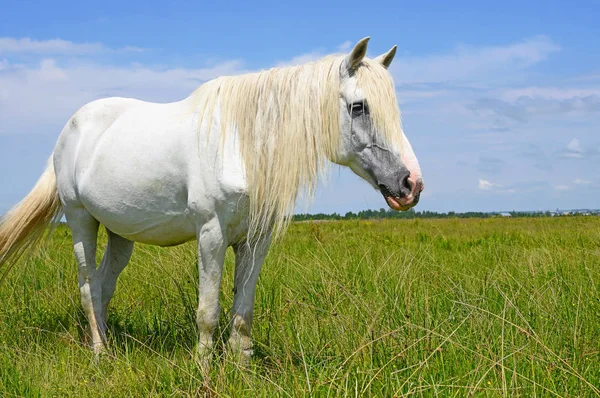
{"left": 92, "top": 343, "right": 107, "bottom": 364}
{"left": 227, "top": 337, "right": 253, "bottom": 367}
{"left": 195, "top": 343, "right": 214, "bottom": 378}
{"left": 236, "top": 349, "right": 253, "bottom": 367}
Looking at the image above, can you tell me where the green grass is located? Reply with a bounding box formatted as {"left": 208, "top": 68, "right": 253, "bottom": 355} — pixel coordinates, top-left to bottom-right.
{"left": 1, "top": 217, "right": 599, "bottom": 397}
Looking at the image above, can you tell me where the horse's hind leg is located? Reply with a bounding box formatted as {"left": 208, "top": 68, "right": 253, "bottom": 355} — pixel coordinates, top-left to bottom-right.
{"left": 64, "top": 207, "right": 105, "bottom": 355}
{"left": 97, "top": 230, "right": 134, "bottom": 326}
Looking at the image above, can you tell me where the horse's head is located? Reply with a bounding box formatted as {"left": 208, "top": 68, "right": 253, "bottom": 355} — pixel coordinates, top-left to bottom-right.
{"left": 333, "top": 37, "right": 424, "bottom": 211}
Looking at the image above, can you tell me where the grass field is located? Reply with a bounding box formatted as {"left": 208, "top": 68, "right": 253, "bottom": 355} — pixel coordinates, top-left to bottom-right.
{"left": 1, "top": 217, "right": 599, "bottom": 397}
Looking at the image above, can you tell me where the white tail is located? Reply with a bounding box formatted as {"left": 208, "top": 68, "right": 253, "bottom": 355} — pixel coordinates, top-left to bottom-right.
{"left": 0, "top": 156, "right": 63, "bottom": 283}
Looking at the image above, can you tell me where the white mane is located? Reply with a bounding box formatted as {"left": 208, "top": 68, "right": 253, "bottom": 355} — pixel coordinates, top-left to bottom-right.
{"left": 191, "top": 55, "right": 403, "bottom": 240}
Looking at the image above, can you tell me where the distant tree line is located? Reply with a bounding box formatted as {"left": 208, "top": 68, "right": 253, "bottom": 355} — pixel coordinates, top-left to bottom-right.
{"left": 292, "top": 209, "right": 594, "bottom": 221}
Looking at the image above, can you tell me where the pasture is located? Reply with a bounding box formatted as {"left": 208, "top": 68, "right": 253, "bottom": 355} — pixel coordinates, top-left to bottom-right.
{"left": 1, "top": 216, "right": 599, "bottom": 396}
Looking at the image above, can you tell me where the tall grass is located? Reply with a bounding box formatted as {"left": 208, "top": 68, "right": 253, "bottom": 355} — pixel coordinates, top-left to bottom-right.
{"left": 1, "top": 217, "right": 599, "bottom": 396}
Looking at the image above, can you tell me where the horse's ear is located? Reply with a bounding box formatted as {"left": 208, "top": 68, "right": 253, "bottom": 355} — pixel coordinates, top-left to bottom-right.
{"left": 346, "top": 37, "right": 370, "bottom": 71}
{"left": 375, "top": 45, "right": 397, "bottom": 69}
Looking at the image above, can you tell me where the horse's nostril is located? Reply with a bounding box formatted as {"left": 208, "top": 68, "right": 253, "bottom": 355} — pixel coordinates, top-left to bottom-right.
{"left": 401, "top": 174, "right": 412, "bottom": 194}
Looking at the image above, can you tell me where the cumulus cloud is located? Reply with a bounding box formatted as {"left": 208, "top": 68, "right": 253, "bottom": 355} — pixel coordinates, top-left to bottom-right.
{"left": 478, "top": 179, "right": 517, "bottom": 194}
{"left": 478, "top": 179, "right": 498, "bottom": 190}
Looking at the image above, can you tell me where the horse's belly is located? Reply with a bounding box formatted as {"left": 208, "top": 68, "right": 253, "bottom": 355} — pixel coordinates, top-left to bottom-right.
{"left": 79, "top": 185, "right": 196, "bottom": 246}
{"left": 104, "top": 215, "right": 196, "bottom": 246}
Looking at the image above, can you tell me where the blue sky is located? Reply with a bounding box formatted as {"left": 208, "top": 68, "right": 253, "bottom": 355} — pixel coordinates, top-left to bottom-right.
{"left": 1, "top": 0, "right": 599, "bottom": 215}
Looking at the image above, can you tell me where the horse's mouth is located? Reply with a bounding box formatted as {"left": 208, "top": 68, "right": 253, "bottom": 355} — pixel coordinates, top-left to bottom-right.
{"left": 379, "top": 184, "right": 417, "bottom": 211}
{"left": 384, "top": 196, "right": 411, "bottom": 211}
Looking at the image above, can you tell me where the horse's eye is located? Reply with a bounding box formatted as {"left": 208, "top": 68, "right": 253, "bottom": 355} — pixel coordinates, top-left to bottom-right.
{"left": 348, "top": 102, "right": 368, "bottom": 116}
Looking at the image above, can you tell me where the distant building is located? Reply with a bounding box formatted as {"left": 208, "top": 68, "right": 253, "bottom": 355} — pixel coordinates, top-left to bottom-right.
{"left": 499, "top": 212, "right": 512, "bottom": 217}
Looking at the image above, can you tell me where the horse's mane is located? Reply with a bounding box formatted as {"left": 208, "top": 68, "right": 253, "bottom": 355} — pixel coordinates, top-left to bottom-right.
{"left": 191, "top": 54, "right": 403, "bottom": 240}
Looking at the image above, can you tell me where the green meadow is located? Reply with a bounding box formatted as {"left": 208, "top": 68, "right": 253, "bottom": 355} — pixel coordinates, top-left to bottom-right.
{"left": 1, "top": 217, "right": 599, "bottom": 397}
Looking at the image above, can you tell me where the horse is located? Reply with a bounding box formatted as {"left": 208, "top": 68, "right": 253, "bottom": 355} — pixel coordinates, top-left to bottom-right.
{"left": 0, "top": 37, "right": 423, "bottom": 368}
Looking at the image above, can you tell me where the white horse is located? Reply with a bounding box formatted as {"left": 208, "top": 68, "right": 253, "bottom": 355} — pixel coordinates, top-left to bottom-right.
{"left": 0, "top": 37, "right": 423, "bottom": 366}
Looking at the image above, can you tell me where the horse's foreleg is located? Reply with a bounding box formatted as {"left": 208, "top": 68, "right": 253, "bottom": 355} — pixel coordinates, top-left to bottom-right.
{"left": 195, "top": 217, "right": 228, "bottom": 371}
{"left": 228, "top": 234, "right": 271, "bottom": 364}
{"left": 65, "top": 208, "right": 105, "bottom": 355}
{"left": 97, "top": 230, "right": 134, "bottom": 326}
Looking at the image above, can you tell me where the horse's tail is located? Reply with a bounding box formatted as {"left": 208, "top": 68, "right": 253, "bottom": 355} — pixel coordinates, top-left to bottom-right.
{"left": 0, "top": 155, "right": 63, "bottom": 283}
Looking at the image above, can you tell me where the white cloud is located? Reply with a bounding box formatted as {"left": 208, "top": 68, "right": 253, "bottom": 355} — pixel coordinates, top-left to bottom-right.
{"left": 390, "top": 35, "right": 559, "bottom": 84}
{"left": 478, "top": 179, "right": 498, "bottom": 190}
{"left": 554, "top": 185, "right": 570, "bottom": 191}
{"left": 563, "top": 152, "right": 583, "bottom": 159}
{"left": 37, "top": 59, "right": 68, "bottom": 80}
{"left": 567, "top": 138, "right": 582, "bottom": 153}
{"left": 0, "top": 37, "right": 142, "bottom": 55}
{"left": 0, "top": 57, "right": 247, "bottom": 135}
{"left": 337, "top": 41, "right": 353, "bottom": 52}
{"left": 121, "top": 46, "right": 145, "bottom": 53}
{"left": 478, "top": 179, "right": 518, "bottom": 194}
{"left": 561, "top": 138, "right": 585, "bottom": 158}
{"left": 389, "top": 36, "right": 570, "bottom": 134}
{"left": 574, "top": 178, "right": 591, "bottom": 185}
